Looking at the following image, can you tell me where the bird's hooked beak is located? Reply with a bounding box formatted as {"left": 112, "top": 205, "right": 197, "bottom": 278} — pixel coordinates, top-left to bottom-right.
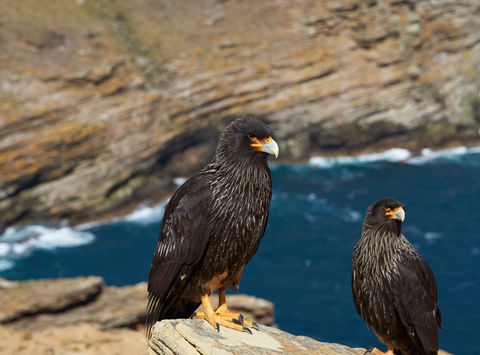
{"left": 250, "top": 136, "right": 279, "bottom": 158}
{"left": 385, "top": 206, "right": 405, "bottom": 222}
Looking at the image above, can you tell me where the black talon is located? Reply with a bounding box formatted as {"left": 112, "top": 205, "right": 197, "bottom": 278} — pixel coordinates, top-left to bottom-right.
{"left": 191, "top": 312, "right": 197, "bottom": 319}
{"left": 364, "top": 347, "right": 374, "bottom": 354}
{"left": 216, "top": 323, "right": 220, "bottom": 332}
{"left": 238, "top": 314, "right": 244, "bottom": 321}
{"left": 252, "top": 322, "right": 259, "bottom": 331}
{"left": 242, "top": 326, "right": 252, "bottom": 334}
{"left": 232, "top": 318, "right": 242, "bottom": 325}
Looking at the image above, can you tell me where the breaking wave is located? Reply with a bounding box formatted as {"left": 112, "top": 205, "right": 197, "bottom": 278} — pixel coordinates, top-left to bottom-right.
{"left": 122, "top": 202, "right": 166, "bottom": 224}
{"left": 0, "top": 224, "right": 95, "bottom": 271}
{"left": 308, "top": 146, "right": 480, "bottom": 168}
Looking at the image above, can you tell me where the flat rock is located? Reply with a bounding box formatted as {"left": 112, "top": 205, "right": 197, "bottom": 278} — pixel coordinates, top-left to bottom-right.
{"left": 1, "top": 277, "right": 274, "bottom": 331}
{"left": 148, "top": 319, "right": 364, "bottom": 355}
{"left": 149, "top": 319, "right": 455, "bottom": 355}
{"left": 6, "top": 282, "right": 148, "bottom": 331}
{"left": 0, "top": 276, "right": 103, "bottom": 323}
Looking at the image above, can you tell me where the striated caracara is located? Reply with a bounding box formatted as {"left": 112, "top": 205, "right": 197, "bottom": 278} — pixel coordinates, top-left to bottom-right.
{"left": 352, "top": 198, "right": 442, "bottom": 355}
{"left": 146, "top": 115, "right": 279, "bottom": 338}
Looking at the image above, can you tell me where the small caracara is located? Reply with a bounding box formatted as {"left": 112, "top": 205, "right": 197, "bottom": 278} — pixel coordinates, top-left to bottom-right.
{"left": 146, "top": 115, "right": 279, "bottom": 339}
{"left": 352, "top": 198, "right": 442, "bottom": 355}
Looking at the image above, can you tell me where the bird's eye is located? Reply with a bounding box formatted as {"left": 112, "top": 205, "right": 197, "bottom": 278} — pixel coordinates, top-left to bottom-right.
{"left": 265, "top": 137, "right": 272, "bottom": 143}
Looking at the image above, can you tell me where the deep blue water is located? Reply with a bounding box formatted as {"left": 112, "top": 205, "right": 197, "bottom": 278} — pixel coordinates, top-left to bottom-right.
{"left": 1, "top": 147, "right": 479, "bottom": 354}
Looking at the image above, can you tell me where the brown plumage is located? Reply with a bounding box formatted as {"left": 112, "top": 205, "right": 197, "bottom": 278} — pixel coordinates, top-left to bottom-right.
{"left": 352, "top": 198, "right": 442, "bottom": 355}
{"left": 146, "top": 115, "right": 279, "bottom": 338}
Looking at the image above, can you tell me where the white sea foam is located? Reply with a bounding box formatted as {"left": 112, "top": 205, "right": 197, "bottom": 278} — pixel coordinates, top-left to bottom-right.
{"left": 0, "top": 224, "right": 95, "bottom": 265}
{"left": 409, "top": 146, "right": 480, "bottom": 165}
{"left": 173, "top": 177, "right": 188, "bottom": 186}
{"left": 308, "top": 146, "right": 480, "bottom": 168}
{"left": 0, "top": 260, "right": 14, "bottom": 272}
{"left": 424, "top": 232, "right": 442, "bottom": 242}
{"left": 309, "top": 148, "right": 411, "bottom": 168}
{"left": 123, "top": 202, "right": 166, "bottom": 224}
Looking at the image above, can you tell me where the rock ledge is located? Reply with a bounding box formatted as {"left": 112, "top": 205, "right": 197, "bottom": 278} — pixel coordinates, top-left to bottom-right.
{"left": 148, "top": 319, "right": 364, "bottom": 355}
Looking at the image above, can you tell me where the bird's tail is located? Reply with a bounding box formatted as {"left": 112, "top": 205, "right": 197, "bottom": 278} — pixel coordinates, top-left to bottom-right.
{"left": 145, "top": 293, "right": 164, "bottom": 341}
{"left": 145, "top": 293, "right": 201, "bottom": 341}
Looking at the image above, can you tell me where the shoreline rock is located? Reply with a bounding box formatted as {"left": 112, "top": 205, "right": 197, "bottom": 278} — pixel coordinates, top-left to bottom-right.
{"left": 148, "top": 319, "right": 365, "bottom": 355}
{"left": 148, "top": 319, "right": 454, "bottom": 355}
{"left": 0, "top": 277, "right": 275, "bottom": 331}
{"left": 0, "top": 277, "right": 454, "bottom": 355}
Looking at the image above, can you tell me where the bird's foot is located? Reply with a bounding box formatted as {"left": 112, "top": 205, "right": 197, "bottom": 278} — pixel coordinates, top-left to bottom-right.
{"left": 364, "top": 347, "right": 390, "bottom": 355}
{"left": 194, "top": 311, "right": 253, "bottom": 333}
{"left": 213, "top": 304, "right": 259, "bottom": 330}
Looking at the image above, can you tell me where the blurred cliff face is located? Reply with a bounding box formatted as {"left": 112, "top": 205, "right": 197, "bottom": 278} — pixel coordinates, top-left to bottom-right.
{"left": 1, "top": 0, "right": 479, "bottom": 226}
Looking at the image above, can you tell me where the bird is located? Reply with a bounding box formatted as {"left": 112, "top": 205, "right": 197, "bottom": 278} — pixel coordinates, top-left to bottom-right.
{"left": 351, "top": 198, "right": 442, "bottom": 355}
{"left": 146, "top": 115, "right": 279, "bottom": 339}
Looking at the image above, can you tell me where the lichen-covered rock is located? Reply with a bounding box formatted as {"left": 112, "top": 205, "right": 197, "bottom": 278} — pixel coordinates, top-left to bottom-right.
{"left": 1, "top": 0, "right": 480, "bottom": 225}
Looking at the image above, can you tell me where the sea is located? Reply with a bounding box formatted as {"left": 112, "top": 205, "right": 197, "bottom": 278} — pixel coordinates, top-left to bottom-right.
{"left": 1, "top": 146, "right": 479, "bottom": 355}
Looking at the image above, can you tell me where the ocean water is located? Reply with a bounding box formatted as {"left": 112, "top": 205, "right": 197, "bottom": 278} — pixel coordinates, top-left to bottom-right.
{"left": 1, "top": 146, "right": 480, "bottom": 354}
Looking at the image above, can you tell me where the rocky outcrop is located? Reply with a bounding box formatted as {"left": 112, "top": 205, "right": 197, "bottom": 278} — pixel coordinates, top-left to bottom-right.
{"left": 0, "top": 276, "right": 103, "bottom": 323}
{"left": 148, "top": 319, "right": 454, "bottom": 355}
{"left": 149, "top": 319, "right": 365, "bottom": 355}
{"left": 0, "top": 277, "right": 453, "bottom": 355}
{"left": 0, "top": 277, "right": 274, "bottom": 331}
{"left": 1, "top": 0, "right": 480, "bottom": 225}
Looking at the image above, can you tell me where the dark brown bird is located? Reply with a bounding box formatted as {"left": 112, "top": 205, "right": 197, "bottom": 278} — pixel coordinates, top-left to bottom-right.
{"left": 146, "top": 115, "right": 279, "bottom": 338}
{"left": 352, "top": 198, "right": 442, "bottom": 355}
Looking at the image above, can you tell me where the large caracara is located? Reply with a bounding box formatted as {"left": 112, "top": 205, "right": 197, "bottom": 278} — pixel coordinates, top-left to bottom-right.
{"left": 352, "top": 198, "right": 442, "bottom": 355}
{"left": 146, "top": 115, "right": 279, "bottom": 338}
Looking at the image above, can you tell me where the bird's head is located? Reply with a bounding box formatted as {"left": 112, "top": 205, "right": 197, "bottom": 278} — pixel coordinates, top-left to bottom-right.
{"left": 364, "top": 198, "right": 406, "bottom": 234}
{"left": 217, "top": 115, "right": 279, "bottom": 160}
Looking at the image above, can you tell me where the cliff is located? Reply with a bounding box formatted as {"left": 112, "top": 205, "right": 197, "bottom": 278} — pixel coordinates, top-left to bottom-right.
{"left": 1, "top": 0, "right": 480, "bottom": 226}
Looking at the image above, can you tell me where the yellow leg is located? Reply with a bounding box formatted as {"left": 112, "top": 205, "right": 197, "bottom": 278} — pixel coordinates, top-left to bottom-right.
{"left": 365, "top": 347, "right": 395, "bottom": 355}
{"left": 194, "top": 294, "right": 247, "bottom": 332}
{"left": 215, "top": 287, "right": 258, "bottom": 329}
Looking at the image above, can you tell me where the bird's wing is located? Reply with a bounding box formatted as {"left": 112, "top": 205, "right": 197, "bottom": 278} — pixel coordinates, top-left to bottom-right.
{"left": 392, "top": 249, "right": 442, "bottom": 352}
{"left": 146, "top": 173, "right": 213, "bottom": 338}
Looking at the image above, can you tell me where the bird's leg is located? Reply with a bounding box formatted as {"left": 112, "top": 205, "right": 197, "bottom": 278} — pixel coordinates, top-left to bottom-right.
{"left": 194, "top": 294, "right": 249, "bottom": 333}
{"left": 213, "top": 287, "right": 259, "bottom": 330}
{"left": 364, "top": 347, "right": 395, "bottom": 355}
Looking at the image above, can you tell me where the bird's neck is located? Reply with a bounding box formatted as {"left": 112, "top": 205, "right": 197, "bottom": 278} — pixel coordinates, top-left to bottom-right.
{"left": 360, "top": 223, "right": 403, "bottom": 254}
{"left": 363, "top": 220, "right": 402, "bottom": 238}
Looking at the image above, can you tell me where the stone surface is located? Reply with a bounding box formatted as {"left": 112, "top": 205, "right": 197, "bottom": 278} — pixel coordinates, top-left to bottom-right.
{"left": 0, "top": 277, "right": 454, "bottom": 355}
{"left": 0, "top": 277, "right": 274, "bottom": 331}
{"left": 5, "top": 281, "right": 148, "bottom": 331}
{"left": 148, "top": 319, "right": 366, "bottom": 355}
{"left": 0, "top": 276, "right": 103, "bottom": 323}
{"left": 0, "top": 323, "right": 148, "bottom": 355}
{"left": 1, "top": 0, "right": 480, "bottom": 226}
{"left": 148, "top": 319, "right": 455, "bottom": 355}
